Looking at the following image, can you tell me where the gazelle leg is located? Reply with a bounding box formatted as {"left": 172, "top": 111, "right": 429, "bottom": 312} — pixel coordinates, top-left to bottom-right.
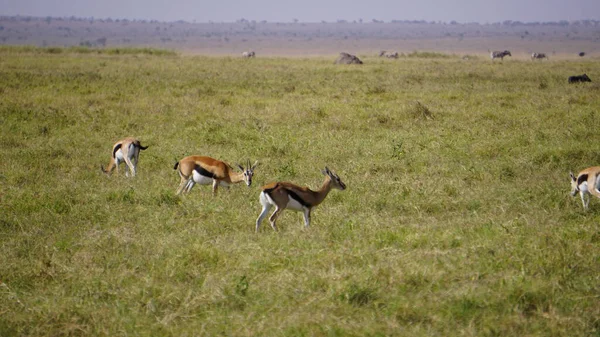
{"left": 124, "top": 156, "right": 136, "bottom": 177}
{"left": 176, "top": 178, "right": 188, "bottom": 195}
{"left": 184, "top": 179, "right": 195, "bottom": 193}
{"left": 212, "top": 180, "right": 219, "bottom": 196}
{"left": 582, "top": 192, "right": 589, "bottom": 210}
{"left": 268, "top": 207, "right": 282, "bottom": 231}
{"left": 302, "top": 208, "right": 311, "bottom": 228}
{"left": 256, "top": 204, "right": 272, "bottom": 232}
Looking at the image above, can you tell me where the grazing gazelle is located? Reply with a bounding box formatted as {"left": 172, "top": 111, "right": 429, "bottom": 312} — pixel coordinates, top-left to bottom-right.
{"left": 255, "top": 167, "right": 346, "bottom": 232}
{"left": 570, "top": 167, "right": 600, "bottom": 210}
{"left": 174, "top": 156, "right": 258, "bottom": 195}
{"left": 101, "top": 137, "right": 148, "bottom": 177}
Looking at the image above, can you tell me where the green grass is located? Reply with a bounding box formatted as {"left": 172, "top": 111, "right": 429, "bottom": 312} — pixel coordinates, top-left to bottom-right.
{"left": 0, "top": 46, "right": 599, "bottom": 336}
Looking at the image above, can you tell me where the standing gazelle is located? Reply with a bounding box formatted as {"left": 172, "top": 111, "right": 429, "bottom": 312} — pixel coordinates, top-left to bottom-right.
{"left": 174, "top": 156, "right": 258, "bottom": 195}
{"left": 570, "top": 167, "right": 600, "bottom": 210}
{"left": 101, "top": 137, "right": 148, "bottom": 177}
{"left": 255, "top": 167, "right": 346, "bottom": 232}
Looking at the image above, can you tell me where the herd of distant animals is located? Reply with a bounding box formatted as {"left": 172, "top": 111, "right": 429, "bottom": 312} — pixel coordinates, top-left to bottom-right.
{"left": 103, "top": 49, "right": 595, "bottom": 224}
{"left": 101, "top": 138, "right": 346, "bottom": 232}
{"left": 243, "top": 49, "right": 593, "bottom": 83}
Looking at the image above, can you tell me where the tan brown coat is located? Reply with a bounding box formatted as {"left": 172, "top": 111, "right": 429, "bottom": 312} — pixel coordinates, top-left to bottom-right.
{"left": 101, "top": 137, "right": 148, "bottom": 177}
{"left": 255, "top": 167, "right": 346, "bottom": 232}
{"left": 174, "top": 156, "right": 257, "bottom": 195}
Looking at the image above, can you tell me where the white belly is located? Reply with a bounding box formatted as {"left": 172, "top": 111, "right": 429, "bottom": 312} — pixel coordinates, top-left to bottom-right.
{"left": 286, "top": 196, "right": 306, "bottom": 211}
{"left": 114, "top": 149, "right": 124, "bottom": 163}
{"left": 192, "top": 170, "right": 229, "bottom": 186}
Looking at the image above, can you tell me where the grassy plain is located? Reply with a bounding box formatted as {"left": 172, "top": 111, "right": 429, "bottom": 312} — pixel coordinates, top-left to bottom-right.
{"left": 1, "top": 47, "right": 599, "bottom": 336}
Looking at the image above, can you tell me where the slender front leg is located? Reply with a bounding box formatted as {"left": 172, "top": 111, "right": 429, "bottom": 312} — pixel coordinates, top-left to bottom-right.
{"left": 302, "top": 208, "right": 311, "bottom": 228}
{"left": 212, "top": 179, "right": 219, "bottom": 196}
{"left": 256, "top": 205, "right": 271, "bottom": 232}
{"left": 581, "top": 192, "right": 589, "bottom": 210}
{"left": 269, "top": 207, "right": 282, "bottom": 231}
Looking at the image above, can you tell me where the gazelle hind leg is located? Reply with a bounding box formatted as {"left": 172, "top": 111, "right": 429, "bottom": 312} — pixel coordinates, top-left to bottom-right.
{"left": 176, "top": 179, "right": 188, "bottom": 195}
{"left": 184, "top": 179, "right": 195, "bottom": 193}
{"left": 124, "top": 156, "right": 136, "bottom": 177}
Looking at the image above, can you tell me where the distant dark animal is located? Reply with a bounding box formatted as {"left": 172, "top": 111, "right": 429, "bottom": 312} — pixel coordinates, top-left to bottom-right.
{"left": 531, "top": 52, "right": 548, "bottom": 61}
{"left": 490, "top": 50, "right": 511, "bottom": 60}
{"left": 334, "top": 52, "right": 363, "bottom": 64}
{"left": 242, "top": 51, "right": 256, "bottom": 58}
{"left": 568, "top": 74, "right": 592, "bottom": 83}
{"left": 579, "top": 52, "right": 586, "bottom": 57}
{"left": 378, "top": 50, "right": 387, "bottom": 57}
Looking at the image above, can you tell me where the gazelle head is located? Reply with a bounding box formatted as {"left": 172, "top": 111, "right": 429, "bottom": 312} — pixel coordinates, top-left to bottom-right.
{"left": 237, "top": 160, "right": 259, "bottom": 187}
{"left": 322, "top": 167, "right": 346, "bottom": 191}
{"left": 570, "top": 172, "right": 580, "bottom": 196}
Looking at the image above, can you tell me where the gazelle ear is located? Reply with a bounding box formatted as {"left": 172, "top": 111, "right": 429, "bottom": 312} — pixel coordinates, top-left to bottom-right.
{"left": 237, "top": 163, "right": 244, "bottom": 171}
{"left": 322, "top": 167, "right": 331, "bottom": 176}
{"left": 570, "top": 172, "right": 576, "bottom": 180}
{"left": 251, "top": 160, "right": 259, "bottom": 170}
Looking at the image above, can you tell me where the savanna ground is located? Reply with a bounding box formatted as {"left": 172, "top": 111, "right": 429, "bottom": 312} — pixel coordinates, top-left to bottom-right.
{"left": 0, "top": 46, "right": 599, "bottom": 336}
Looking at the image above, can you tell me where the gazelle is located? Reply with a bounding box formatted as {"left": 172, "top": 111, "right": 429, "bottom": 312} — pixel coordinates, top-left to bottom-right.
{"left": 101, "top": 137, "right": 148, "bottom": 177}
{"left": 255, "top": 167, "right": 346, "bottom": 232}
{"left": 174, "top": 156, "right": 258, "bottom": 195}
{"left": 570, "top": 167, "right": 600, "bottom": 210}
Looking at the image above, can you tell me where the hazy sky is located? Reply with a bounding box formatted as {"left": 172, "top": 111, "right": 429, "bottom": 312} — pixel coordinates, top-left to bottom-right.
{"left": 1, "top": 0, "right": 599, "bottom": 23}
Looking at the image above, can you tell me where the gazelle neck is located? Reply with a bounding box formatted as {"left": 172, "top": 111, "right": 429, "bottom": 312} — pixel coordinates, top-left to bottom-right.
{"left": 312, "top": 176, "right": 334, "bottom": 206}
{"left": 229, "top": 170, "right": 245, "bottom": 184}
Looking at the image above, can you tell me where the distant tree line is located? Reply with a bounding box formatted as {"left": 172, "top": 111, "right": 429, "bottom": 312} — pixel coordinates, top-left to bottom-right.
{"left": 1, "top": 15, "right": 599, "bottom": 27}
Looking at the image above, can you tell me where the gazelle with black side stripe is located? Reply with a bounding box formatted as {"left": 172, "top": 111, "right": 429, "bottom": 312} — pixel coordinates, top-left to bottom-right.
{"left": 101, "top": 137, "right": 148, "bottom": 177}
{"left": 570, "top": 167, "right": 600, "bottom": 210}
{"left": 255, "top": 167, "right": 346, "bottom": 232}
{"left": 174, "top": 156, "right": 258, "bottom": 195}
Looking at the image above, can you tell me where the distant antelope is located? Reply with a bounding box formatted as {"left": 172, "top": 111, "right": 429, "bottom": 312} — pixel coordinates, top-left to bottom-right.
{"left": 531, "top": 52, "right": 548, "bottom": 60}
{"left": 570, "top": 167, "right": 600, "bottom": 210}
{"left": 255, "top": 167, "right": 346, "bottom": 232}
{"left": 242, "top": 51, "right": 255, "bottom": 58}
{"left": 101, "top": 137, "right": 148, "bottom": 177}
{"left": 174, "top": 156, "right": 258, "bottom": 195}
{"left": 490, "top": 50, "right": 511, "bottom": 60}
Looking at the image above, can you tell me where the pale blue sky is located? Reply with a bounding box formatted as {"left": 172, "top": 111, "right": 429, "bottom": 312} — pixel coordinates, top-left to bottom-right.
{"left": 0, "top": 0, "right": 598, "bottom": 23}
